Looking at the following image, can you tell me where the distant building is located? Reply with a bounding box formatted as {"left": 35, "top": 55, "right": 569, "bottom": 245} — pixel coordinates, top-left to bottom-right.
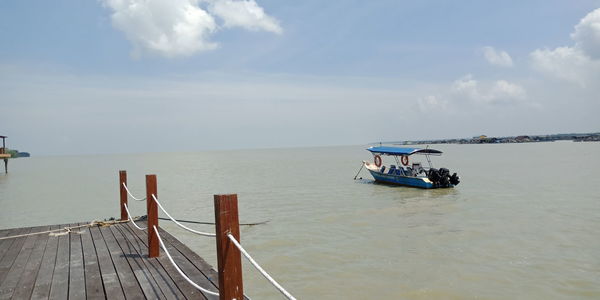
{"left": 472, "top": 135, "right": 494, "bottom": 143}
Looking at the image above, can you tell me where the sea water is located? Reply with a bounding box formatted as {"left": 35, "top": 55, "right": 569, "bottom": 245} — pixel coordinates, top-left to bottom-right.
{"left": 1, "top": 141, "right": 599, "bottom": 299}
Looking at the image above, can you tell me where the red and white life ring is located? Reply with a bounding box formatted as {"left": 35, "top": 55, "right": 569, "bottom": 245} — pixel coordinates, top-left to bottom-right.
{"left": 401, "top": 155, "right": 409, "bottom": 166}
{"left": 374, "top": 155, "right": 382, "bottom": 167}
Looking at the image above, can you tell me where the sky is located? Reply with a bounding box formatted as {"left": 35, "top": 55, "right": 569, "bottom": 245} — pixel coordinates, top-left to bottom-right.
{"left": 1, "top": 0, "right": 600, "bottom": 155}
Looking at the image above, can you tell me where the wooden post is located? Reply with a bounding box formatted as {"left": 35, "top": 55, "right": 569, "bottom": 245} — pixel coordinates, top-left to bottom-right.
{"left": 214, "top": 194, "right": 243, "bottom": 300}
{"left": 119, "top": 170, "right": 128, "bottom": 221}
{"left": 146, "top": 174, "right": 159, "bottom": 258}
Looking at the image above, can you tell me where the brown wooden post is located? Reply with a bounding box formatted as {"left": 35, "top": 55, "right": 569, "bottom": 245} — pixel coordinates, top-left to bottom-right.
{"left": 146, "top": 174, "right": 159, "bottom": 258}
{"left": 214, "top": 194, "right": 243, "bottom": 300}
{"left": 119, "top": 170, "right": 128, "bottom": 221}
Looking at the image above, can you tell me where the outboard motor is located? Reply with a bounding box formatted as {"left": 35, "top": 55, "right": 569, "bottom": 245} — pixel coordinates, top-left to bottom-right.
{"left": 427, "top": 168, "right": 440, "bottom": 183}
{"left": 428, "top": 168, "right": 460, "bottom": 187}
{"left": 438, "top": 168, "right": 450, "bottom": 187}
{"left": 450, "top": 173, "right": 460, "bottom": 185}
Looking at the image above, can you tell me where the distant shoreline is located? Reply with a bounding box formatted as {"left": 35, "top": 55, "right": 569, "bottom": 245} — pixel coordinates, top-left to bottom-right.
{"left": 393, "top": 132, "right": 600, "bottom": 145}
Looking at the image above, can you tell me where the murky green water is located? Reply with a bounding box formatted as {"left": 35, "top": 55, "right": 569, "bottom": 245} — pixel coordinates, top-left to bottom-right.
{"left": 1, "top": 142, "right": 599, "bottom": 299}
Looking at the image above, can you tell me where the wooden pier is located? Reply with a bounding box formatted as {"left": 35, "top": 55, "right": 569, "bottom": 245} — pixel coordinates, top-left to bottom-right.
{"left": 0, "top": 171, "right": 276, "bottom": 300}
{"left": 0, "top": 221, "right": 221, "bottom": 299}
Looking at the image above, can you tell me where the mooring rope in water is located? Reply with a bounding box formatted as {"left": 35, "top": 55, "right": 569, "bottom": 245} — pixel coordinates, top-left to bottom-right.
{"left": 227, "top": 233, "right": 297, "bottom": 300}
{"left": 153, "top": 226, "right": 220, "bottom": 296}
{"left": 158, "top": 217, "right": 269, "bottom": 226}
{"left": 0, "top": 219, "right": 130, "bottom": 240}
{"left": 353, "top": 161, "right": 366, "bottom": 180}
{"left": 151, "top": 194, "right": 216, "bottom": 237}
{"left": 124, "top": 203, "right": 147, "bottom": 231}
{"left": 123, "top": 182, "right": 147, "bottom": 201}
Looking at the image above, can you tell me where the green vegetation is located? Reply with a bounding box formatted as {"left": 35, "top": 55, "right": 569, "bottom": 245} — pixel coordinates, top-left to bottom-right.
{"left": 3, "top": 149, "right": 30, "bottom": 158}
{"left": 7, "top": 149, "right": 18, "bottom": 158}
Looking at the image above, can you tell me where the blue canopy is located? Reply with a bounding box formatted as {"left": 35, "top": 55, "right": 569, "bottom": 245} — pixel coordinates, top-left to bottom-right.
{"left": 367, "top": 146, "right": 442, "bottom": 156}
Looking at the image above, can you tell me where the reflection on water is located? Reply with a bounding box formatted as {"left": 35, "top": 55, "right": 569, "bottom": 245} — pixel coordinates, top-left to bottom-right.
{"left": 1, "top": 142, "right": 600, "bottom": 299}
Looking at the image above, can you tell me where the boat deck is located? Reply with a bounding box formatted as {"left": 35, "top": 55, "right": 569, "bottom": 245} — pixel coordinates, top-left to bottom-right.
{"left": 0, "top": 221, "right": 223, "bottom": 299}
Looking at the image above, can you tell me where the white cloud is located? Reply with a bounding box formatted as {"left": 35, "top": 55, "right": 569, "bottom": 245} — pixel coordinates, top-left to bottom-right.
{"left": 482, "top": 46, "right": 514, "bottom": 67}
{"left": 101, "top": 0, "right": 281, "bottom": 58}
{"left": 417, "top": 95, "right": 447, "bottom": 112}
{"left": 572, "top": 8, "right": 600, "bottom": 59}
{"left": 530, "top": 8, "right": 600, "bottom": 86}
{"left": 101, "top": 0, "right": 217, "bottom": 58}
{"left": 530, "top": 47, "right": 595, "bottom": 85}
{"left": 489, "top": 80, "right": 527, "bottom": 103}
{"left": 416, "top": 74, "right": 529, "bottom": 120}
{"left": 452, "top": 74, "right": 479, "bottom": 100}
{"left": 451, "top": 74, "right": 526, "bottom": 105}
{"left": 208, "top": 0, "right": 282, "bottom": 34}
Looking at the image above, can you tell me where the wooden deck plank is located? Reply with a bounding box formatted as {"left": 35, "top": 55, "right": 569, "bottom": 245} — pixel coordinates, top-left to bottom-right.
{"left": 117, "top": 223, "right": 189, "bottom": 300}
{"left": 99, "top": 224, "right": 145, "bottom": 299}
{"left": 0, "top": 227, "right": 32, "bottom": 285}
{"left": 154, "top": 227, "right": 219, "bottom": 300}
{"left": 68, "top": 223, "right": 87, "bottom": 300}
{"left": 131, "top": 222, "right": 218, "bottom": 299}
{"left": 159, "top": 227, "right": 220, "bottom": 289}
{"left": 30, "top": 225, "right": 60, "bottom": 300}
{"left": 11, "top": 226, "right": 52, "bottom": 299}
{"left": 126, "top": 223, "right": 206, "bottom": 299}
{"left": 81, "top": 223, "right": 106, "bottom": 299}
{"left": 157, "top": 227, "right": 248, "bottom": 300}
{"left": 0, "top": 228, "right": 16, "bottom": 247}
{"left": 89, "top": 225, "right": 126, "bottom": 300}
{"left": 48, "top": 224, "right": 72, "bottom": 300}
{"left": 0, "top": 228, "right": 24, "bottom": 266}
{"left": 0, "top": 221, "right": 229, "bottom": 300}
{"left": 109, "top": 223, "right": 165, "bottom": 299}
{"left": 0, "top": 226, "right": 43, "bottom": 299}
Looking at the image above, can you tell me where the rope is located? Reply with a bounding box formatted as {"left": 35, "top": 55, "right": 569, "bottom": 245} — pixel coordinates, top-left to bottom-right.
{"left": 124, "top": 203, "right": 147, "bottom": 230}
{"left": 0, "top": 219, "right": 130, "bottom": 240}
{"left": 153, "top": 226, "right": 220, "bottom": 296}
{"left": 151, "top": 195, "right": 216, "bottom": 237}
{"left": 123, "top": 182, "right": 147, "bottom": 201}
{"left": 353, "top": 161, "right": 366, "bottom": 180}
{"left": 158, "top": 217, "right": 269, "bottom": 226}
{"left": 227, "top": 234, "right": 297, "bottom": 300}
{"left": 49, "top": 226, "right": 84, "bottom": 237}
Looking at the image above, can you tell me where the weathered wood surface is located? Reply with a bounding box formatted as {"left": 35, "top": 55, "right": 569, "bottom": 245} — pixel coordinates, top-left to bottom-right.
{"left": 214, "top": 194, "right": 243, "bottom": 300}
{"left": 0, "top": 221, "right": 230, "bottom": 299}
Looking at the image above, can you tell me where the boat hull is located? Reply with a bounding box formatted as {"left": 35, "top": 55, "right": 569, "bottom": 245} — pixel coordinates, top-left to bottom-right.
{"left": 367, "top": 169, "right": 453, "bottom": 189}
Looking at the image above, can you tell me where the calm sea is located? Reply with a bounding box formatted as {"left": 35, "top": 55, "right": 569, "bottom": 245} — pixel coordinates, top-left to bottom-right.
{"left": 1, "top": 142, "right": 599, "bottom": 299}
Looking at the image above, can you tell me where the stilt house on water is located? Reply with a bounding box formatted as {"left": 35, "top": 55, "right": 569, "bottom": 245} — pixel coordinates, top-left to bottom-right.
{"left": 1, "top": 136, "right": 9, "bottom": 173}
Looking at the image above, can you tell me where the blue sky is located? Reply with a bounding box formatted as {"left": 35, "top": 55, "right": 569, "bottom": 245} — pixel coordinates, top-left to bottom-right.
{"left": 1, "top": 0, "right": 600, "bottom": 155}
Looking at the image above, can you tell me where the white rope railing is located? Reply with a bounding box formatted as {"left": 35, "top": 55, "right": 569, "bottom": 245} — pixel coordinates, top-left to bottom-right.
{"left": 123, "top": 182, "right": 146, "bottom": 201}
{"left": 151, "top": 194, "right": 216, "bottom": 237}
{"left": 123, "top": 203, "right": 147, "bottom": 230}
{"left": 154, "top": 226, "right": 220, "bottom": 296}
{"left": 227, "top": 234, "right": 297, "bottom": 300}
